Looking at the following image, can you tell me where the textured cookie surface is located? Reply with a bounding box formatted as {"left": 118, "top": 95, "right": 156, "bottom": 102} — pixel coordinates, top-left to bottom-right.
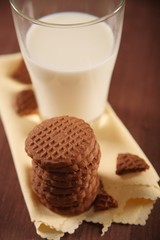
{"left": 116, "top": 153, "right": 150, "bottom": 175}
{"left": 32, "top": 141, "right": 100, "bottom": 173}
{"left": 25, "top": 116, "right": 100, "bottom": 169}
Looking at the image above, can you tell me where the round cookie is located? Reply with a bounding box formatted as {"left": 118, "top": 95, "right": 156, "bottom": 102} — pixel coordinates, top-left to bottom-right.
{"left": 32, "top": 160, "right": 99, "bottom": 182}
{"left": 31, "top": 169, "right": 99, "bottom": 195}
{"left": 32, "top": 166, "right": 97, "bottom": 189}
{"left": 25, "top": 116, "right": 100, "bottom": 170}
{"left": 32, "top": 175, "right": 100, "bottom": 213}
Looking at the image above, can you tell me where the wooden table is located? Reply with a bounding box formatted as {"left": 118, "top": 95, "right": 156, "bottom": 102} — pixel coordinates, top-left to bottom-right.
{"left": 0, "top": 0, "right": 160, "bottom": 239}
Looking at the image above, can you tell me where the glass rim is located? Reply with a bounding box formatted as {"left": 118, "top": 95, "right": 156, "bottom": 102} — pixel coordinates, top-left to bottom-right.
{"left": 9, "top": 0, "right": 125, "bottom": 28}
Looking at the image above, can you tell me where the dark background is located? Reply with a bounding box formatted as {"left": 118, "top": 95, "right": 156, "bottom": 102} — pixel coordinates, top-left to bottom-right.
{"left": 0, "top": 0, "right": 160, "bottom": 239}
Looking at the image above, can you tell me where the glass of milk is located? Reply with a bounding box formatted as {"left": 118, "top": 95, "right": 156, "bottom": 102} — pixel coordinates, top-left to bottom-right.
{"left": 9, "top": 0, "right": 125, "bottom": 122}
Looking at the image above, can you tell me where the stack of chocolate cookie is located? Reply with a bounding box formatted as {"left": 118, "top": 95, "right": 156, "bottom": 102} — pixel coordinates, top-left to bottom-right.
{"left": 25, "top": 116, "right": 101, "bottom": 215}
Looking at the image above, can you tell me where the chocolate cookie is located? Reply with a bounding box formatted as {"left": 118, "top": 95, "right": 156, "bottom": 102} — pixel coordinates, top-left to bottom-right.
{"left": 32, "top": 164, "right": 98, "bottom": 189}
{"left": 25, "top": 116, "right": 101, "bottom": 215}
{"left": 11, "top": 59, "right": 31, "bottom": 84}
{"left": 32, "top": 176, "right": 100, "bottom": 215}
{"left": 37, "top": 187, "right": 99, "bottom": 215}
{"left": 31, "top": 170, "right": 99, "bottom": 195}
{"left": 25, "top": 116, "right": 101, "bottom": 170}
{"left": 116, "top": 153, "right": 150, "bottom": 175}
{"left": 94, "top": 181, "right": 118, "bottom": 211}
{"left": 32, "top": 160, "right": 98, "bottom": 182}
{"left": 13, "top": 89, "right": 38, "bottom": 116}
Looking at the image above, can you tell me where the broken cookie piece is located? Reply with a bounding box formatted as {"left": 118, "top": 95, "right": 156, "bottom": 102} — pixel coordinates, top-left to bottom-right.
{"left": 13, "top": 89, "right": 38, "bottom": 116}
{"left": 94, "top": 181, "right": 118, "bottom": 211}
{"left": 11, "top": 59, "right": 31, "bottom": 84}
{"left": 116, "top": 153, "right": 150, "bottom": 175}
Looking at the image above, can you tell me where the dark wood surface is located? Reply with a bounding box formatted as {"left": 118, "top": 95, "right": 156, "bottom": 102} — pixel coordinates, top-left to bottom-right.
{"left": 0, "top": 0, "right": 160, "bottom": 239}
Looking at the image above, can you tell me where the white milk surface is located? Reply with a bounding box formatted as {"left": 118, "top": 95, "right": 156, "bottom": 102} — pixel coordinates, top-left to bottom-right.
{"left": 25, "top": 12, "right": 119, "bottom": 121}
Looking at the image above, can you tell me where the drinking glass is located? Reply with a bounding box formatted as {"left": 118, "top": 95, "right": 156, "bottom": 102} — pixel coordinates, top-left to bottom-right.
{"left": 9, "top": 0, "right": 125, "bottom": 122}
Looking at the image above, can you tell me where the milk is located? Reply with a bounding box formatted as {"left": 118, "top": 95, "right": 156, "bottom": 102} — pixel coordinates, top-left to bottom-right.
{"left": 25, "top": 12, "right": 120, "bottom": 121}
